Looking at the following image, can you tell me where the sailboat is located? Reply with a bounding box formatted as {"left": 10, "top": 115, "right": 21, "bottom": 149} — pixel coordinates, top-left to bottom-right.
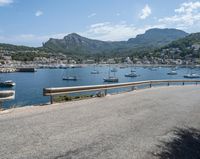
{"left": 183, "top": 67, "right": 200, "bottom": 78}
{"left": 63, "top": 68, "right": 77, "bottom": 80}
{"left": 167, "top": 68, "right": 177, "bottom": 75}
{"left": 130, "top": 65, "right": 136, "bottom": 72}
{"left": 167, "top": 70, "right": 177, "bottom": 75}
{"left": 184, "top": 73, "right": 200, "bottom": 78}
{"left": 104, "top": 65, "right": 119, "bottom": 82}
{"left": 91, "top": 65, "right": 99, "bottom": 74}
{"left": 125, "top": 66, "right": 137, "bottom": 77}
{"left": 111, "top": 67, "right": 117, "bottom": 72}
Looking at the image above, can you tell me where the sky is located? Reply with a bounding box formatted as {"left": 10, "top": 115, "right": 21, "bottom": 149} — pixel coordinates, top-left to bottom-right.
{"left": 0, "top": 0, "right": 200, "bottom": 46}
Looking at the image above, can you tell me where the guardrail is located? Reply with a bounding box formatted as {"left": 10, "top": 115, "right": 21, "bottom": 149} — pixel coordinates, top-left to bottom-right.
{"left": 43, "top": 80, "right": 200, "bottom": 104}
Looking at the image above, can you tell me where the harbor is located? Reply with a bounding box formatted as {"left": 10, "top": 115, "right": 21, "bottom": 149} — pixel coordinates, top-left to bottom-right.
{"left": 1, "top": 65, "right": 200, "bottom": 109}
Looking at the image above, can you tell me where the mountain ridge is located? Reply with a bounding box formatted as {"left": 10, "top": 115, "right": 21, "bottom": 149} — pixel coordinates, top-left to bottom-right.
{"left": 43, "top": 28, "right": 188, "bottom": 55}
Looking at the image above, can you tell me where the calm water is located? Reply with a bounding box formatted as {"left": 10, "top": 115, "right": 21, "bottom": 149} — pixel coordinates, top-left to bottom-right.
{"left": 1, "top": 65, "right": 199, "bottom": 109}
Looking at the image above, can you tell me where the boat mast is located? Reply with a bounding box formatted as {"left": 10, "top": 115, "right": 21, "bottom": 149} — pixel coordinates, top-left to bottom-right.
{"left": 108, "top": 64, "right": 110, "bottom": 77}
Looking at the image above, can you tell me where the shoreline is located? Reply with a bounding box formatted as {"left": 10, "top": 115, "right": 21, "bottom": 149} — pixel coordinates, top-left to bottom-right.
{"left": 0, "top": 63, "right": 200, "bottom": 73}
{"left": 1, "top": 84, "right": 199, "bottom": 114}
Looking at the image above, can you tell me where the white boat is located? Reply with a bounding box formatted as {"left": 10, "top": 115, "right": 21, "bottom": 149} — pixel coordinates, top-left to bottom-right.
{"left": 184, "top": 73, "right": 200, "bottom": 78}
{"left": 63, "top": 67, "right": 78, "bottom": 81}
{"left": 91, "top": 70, "right": 99, "bottom": 74}
{"left": 0, "top": 90, "right": 15, "bottom": 101}
{"left": 125, "top": 72, "right": 137, "bottom": 77}
{"left": 91, "top": 65, "right": 99, "bottom": 74}
{"left": 104, "top": 77, "right": 119, "bottom": 82}
{"left": 111, "top": 68, "right": 117, "bottom": 72}
{"left": 0, "top": 80, "right": 16, "bottom": 87}
{"left": 63, "top": 76, "right": 77, "bottom": 80}
{"left": 104, "top": 64, "right": 119, "bottom": 82}
{"left": 167, "top": 70, "right": 177, "bottom": 75}
{"left": 125, "top": 66, "right": 137, "bottom": 77}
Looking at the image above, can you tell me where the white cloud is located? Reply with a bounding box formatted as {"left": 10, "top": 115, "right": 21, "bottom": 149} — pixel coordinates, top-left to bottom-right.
{"left": 35, "top": 10, "right": 43, "bottom": 17}
{"left": 81, "top": 22, "right": 164, "bottom": 41}
{"left": 0, "top": 22, "right": 166, "bottom": 46}
{"left": 0, "top": 0, "right": 13, "bottom": 6}
{"left": 139, "top": 4, "right": 152, "bottom": 19}
{"left": 159, "top": 1, "right": 200, "bottom": 29}
{"left": 88, "top": 13, "right": 96, "bottom": 18}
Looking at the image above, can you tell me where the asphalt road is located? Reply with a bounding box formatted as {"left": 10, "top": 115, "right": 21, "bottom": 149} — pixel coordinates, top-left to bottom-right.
{"left": 0, "top": 85, "right": 200, "bottom": 159}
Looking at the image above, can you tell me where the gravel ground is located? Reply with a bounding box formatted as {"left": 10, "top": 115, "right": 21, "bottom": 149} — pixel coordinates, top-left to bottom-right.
{"left": 0, "top": 85, "right": 200, "bottom": 159}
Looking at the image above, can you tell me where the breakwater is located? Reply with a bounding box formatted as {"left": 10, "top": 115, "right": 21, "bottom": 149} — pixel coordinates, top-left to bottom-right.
{"left": 0, "top": 67, "right": 36, "bottom": 73}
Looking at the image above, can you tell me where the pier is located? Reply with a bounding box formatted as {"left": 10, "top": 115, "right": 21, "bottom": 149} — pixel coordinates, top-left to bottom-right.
{"left": 0, "top": 67, "right": 37, "bottom": 73}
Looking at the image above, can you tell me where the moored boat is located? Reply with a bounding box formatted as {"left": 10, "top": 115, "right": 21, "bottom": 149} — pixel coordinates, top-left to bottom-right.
{"left": 91, "top": 70, "right": 99, "bottom": 74}
{"left": 104, "top": 77, "right": 119, "bottom": 82}
{"left": 63, "top": 76, "right": 77, "bottom": 80}
{"left": 167, "top": 70, "right": 177, "bottom": 75}
{"left": 111, "top": 68, "right": 117, "bottom": 72}
{"left": 183, "top": 73, "right": 200, "bottom": 78}
{"left": 125, "top": 72, "right": 137, "bottom": 77}
{"left": 0, "top": 90, "right": 15, "bottom": 99}
{"left": 91, "top": 65, "right": 99, "bottom": 74}
{"left": 0, "top": 80, "right": 16, "bottom": 87}
{"left": 104, "top": 64, "right": 119, "bottom": 82}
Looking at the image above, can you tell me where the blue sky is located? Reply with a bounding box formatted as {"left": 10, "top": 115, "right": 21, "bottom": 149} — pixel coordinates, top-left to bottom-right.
{"left": 0, "top": 0, "right": 200, "bottom": 46}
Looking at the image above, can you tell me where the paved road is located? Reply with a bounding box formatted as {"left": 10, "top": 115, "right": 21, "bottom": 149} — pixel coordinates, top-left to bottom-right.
{"left": 0, "top": 85, "right": 200, "bottom": 159}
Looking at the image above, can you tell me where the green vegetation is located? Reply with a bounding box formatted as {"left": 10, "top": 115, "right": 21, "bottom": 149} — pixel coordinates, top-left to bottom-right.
{"left": 158, "top": 33, "right": 200, "bottom": 59}
{"left": 2, "top": 28, "right": 200, "bottom": 62}
{"left": 43, "top": 28, "right": 188, "bottom": 56}
{"left": 11, "top": 52, "right": 50, "bottom": 61}
{"left": 53, "top": 94, "right": 94, "bottom": 103}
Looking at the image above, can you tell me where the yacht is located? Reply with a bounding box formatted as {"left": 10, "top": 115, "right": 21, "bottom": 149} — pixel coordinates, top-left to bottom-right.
{"left": 111, "top": 68, "right": 117, "bottom": 72}
{"left": 91, "top": 65, "right": 99, "bottom": 74}
{"left": 183, "top": 73, "right": 200, "bottom": 78}
{"left": 167, "top": 70, "right": 177, "bottom": 75}
{"left": 0, "top": 80, "right": 16, "bottom": 87}
{"left": 103, "top": 76, "right": 119, "bottom": 82}
{"left": 104, "top": 65, "right": 119, "bottom": 82}
{"left": 125, "top": 66, "right": 137, "bottom": 77}
{"left": 63, "top": 76, "right": 77, "bottom": 80}
{"left": 91, "top": 70, "right": 99, "bottom": 74}
{"left": 125, "top": 72, "right": 137, "bottom": 77}
{"left": 62, "top": 68, "right": 77, "bottom": 80}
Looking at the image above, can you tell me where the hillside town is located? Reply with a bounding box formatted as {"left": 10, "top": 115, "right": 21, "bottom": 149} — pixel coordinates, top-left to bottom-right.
{"left": 1, "top": 50, "right": 200, "bottom": 70}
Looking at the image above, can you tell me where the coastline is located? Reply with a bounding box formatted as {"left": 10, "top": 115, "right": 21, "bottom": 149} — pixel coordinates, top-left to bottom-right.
{"left": 0, "top": 63, "right": 200, "bottom": 73}
{"left": 0, "top": 84, "right": 199, "bottom": 114}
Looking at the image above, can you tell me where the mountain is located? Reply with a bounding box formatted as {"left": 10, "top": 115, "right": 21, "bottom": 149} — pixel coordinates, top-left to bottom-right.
{"left": 43, "top": 28, "right": 188, "bottom": 55}
{"left": 127, "top": 28, "right": 188, "bottom": 47}
{"left": 159, "top": 32, "right": 200, "bottom": 58}
{"left": 0, "top": 43, "right": 37, "bottom": 52}
{"left": 165, "top": 32, "right": 200, "bottom": 48}
{"left": 43, "top": 33, "right": 122, "bottom": 55}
